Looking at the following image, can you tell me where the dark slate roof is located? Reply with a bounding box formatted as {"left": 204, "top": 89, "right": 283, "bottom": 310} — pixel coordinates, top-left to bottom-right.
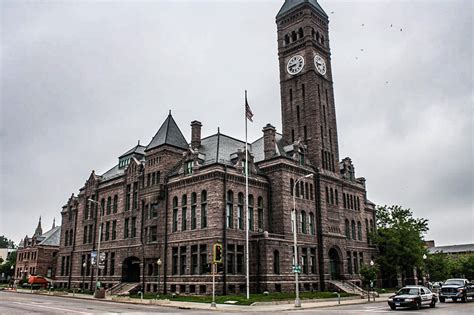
{"left": 146, "top": 113, "right": 188, "bottom": 151}
{"left": 428, "top": 244, "right": 474, "bottom": 254}
{"left": 276, "top": 0, "right": 327, "bottom": 18}
{"left": 38, "top": 226, "right": 61, "bottom": 246}
{"left": 119, "top": 144, "right": 146, "bottom": 158}
{"left": 101, "top": 164, "right": 125, "bottom": 181}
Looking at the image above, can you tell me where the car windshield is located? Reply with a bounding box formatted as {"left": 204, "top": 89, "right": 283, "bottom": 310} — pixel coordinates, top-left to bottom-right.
{"left": 397, "top": 288, "right": 419, "bottom": 295}
{"left": 444, "top": 280, "right": 464, "bottom": 286}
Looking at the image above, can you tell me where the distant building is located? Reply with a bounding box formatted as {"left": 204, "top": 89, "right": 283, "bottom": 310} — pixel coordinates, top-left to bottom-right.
{"left": 0, "top": 248, "right": 16, "bottom": 264}
{"left": 15, "top": 217, "right": 61, "bottom": 280}
{"left": 427, "top": 241, "right": 474, "bottom": 257}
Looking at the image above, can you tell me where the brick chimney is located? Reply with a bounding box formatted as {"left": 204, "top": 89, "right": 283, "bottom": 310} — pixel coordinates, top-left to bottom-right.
{"left": 191, "top": 120, "right": 202, "bottom": 150}
{"left": 263, "top": 123, "right": 276, "bottom": 159}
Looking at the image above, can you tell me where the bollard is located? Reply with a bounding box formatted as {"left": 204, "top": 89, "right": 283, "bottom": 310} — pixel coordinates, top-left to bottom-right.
{"left": 333, "top": 292, "right": 340, "bottom": 305}
{"left": 138, "top": 291, "right": 143, "bottom": 302}
{"left": 73, "top": 288, "right": 76, "bottom": 297}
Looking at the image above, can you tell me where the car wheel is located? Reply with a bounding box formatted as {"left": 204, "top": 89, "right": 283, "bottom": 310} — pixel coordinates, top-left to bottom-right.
{"left": 452, "top": 298, "right": 458, "bottom": 302}
{"left": 440, "top": 297, "right": 445, "bottom": 303}
{"left": 415, "top": 300, "right": 421, "bottom": 310}
{"left": 461, "top": 294, "right": 467, "bottom": 303}
{"left": 430, "top": 299, "right": 436, "bottom": 308}
{"left": 390, "top": 305, "right": 396, "bottom": 310}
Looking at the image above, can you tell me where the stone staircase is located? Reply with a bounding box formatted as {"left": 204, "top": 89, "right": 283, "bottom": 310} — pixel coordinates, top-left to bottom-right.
{"left": 327, "top": 280, "right": 378, "bottom": 298}
{"left": 106, "top": 282, "right": 140, "bottom": 296}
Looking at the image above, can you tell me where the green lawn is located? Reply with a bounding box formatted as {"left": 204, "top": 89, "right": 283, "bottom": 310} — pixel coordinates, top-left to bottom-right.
{"left": 130, "top": 291, "right": 355, "bottom": 305}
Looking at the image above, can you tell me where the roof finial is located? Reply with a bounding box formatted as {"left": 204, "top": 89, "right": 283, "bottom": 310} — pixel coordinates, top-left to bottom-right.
{"left": 138, "top": 140, "right": 140, "bottom": 145}
{"left": 217, "top": 127, "right": 220, "bottom": 134}
{"left": 169, "top": 109, "right": 172, "bottom": 116}
{"left": 52, "top": 218, "right": 56, "bottom": 229}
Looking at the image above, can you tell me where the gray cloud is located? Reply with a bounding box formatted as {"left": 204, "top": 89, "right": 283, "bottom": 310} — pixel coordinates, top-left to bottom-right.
{"left": 1, "top": 0, "right": 472, "bottom": 246}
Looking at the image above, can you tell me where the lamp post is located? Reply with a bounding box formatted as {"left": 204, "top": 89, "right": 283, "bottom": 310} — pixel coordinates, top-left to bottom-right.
{"left": 156, "top": 258, "right": 162, "bottom": 297}
{"left": 88, "top": 198, "right": 104, "bottom": 297}
{"left": 369, "top": 260, "right": 375, "bottom": 302}
{"left": 292, "top": 173, "right": 314, "bottom": 308}
{"left": 423, "top": 254, "right": 428, "bottom": 286}
{"left": 82, "top": 262, "right": 87, "bottom": 292}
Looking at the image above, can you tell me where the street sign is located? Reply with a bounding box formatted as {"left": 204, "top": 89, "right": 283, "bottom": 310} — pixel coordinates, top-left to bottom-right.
{"left": 99, "top": 252, "right": 106, "bottom": 261}
{"left": 98, "top": 264, "right": 105, "bottom": 270}
{"left": 91, "top": 251, "right": 97, "bottom": 265}
{"left": 292, "top": 265, "right": 302, "bottom": 273}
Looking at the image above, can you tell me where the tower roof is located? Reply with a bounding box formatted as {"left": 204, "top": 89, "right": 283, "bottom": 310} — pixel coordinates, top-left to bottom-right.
{"left": 34, "top": 216, "right": 42, "bottom": 237}
{"left": 146, "top": 112, "right": 188, "bottom": 151}
{"left": 276, "top": 0, "right": 327, "bottom": 19}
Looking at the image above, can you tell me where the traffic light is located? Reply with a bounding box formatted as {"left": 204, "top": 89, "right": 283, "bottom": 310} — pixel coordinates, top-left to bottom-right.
{"left": 213, "top": 243, "right": 223, "bottom": 263}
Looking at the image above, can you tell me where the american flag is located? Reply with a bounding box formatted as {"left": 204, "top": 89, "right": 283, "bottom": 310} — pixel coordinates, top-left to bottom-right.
{"left": 245, "top": 92, "right": 253, "bottom": 122}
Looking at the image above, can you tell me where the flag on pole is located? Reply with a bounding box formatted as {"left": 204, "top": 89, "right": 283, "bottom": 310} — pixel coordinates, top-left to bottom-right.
{"left": 245, "top": 91, "right": 253, "bottom": 122}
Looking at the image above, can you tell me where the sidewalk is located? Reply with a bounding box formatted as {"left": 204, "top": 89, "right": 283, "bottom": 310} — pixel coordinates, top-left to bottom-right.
{"left": 7, "top": 288, "right": 393, "bottom": 312}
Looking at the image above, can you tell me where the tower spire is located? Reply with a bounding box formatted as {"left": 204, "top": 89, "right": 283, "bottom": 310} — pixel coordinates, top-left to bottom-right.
{"left": 34, "top": 216, "right": 43, "bottom": 236}
{"left": 52, "top": 217, "right": 56, "bottom": 229}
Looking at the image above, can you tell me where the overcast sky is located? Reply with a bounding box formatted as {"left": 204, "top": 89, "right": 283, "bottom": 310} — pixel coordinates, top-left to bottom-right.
{"left": 1, "top": 0, "right": 472, "bottom": 247}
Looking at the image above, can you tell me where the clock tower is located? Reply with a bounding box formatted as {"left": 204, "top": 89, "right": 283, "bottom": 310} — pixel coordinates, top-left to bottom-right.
{"left": 276, "top": 0, "right": 339, "bottom": 172}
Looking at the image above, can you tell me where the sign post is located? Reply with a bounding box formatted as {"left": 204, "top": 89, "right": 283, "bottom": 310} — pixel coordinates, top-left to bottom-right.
{"left": 211, "top": 243, "right": 222, "bottom": 308}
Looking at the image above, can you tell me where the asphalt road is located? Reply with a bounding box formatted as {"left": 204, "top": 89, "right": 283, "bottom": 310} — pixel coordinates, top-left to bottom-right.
{"left": 0, "top": 291, "right": 203, "bottom": 314}
{"left": 294, "top": 299, "right": 474, "bottom": 314}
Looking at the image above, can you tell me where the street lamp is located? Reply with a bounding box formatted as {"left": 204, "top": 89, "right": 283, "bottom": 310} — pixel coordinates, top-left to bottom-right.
{"left": 88, "top": 198, "right": 104, "bottom": 297}
{"left": 369, "top": 260, "right": 375, "bottom": 302}
{"left": 156, "top": 258, "right": 162, "bottom": 297}
{"left": 292, "top": 173, "right": 314, "bottom": 308}
{"left": 423, "top": 254, "right": 428, "bottom": 286}
{"left": 82, "top": 262, "right": 87, "bottom": 292}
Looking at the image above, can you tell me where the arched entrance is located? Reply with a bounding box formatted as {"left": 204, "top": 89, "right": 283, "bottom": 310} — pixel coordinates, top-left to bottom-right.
{"left": 328, "top": 248, "right": 342, "bottom": 280}
{"left": 122, "top": 256, "right": 140, "bottom": 282}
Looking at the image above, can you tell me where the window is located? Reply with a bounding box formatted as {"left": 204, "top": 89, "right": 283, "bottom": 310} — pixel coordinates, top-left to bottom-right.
{"left": 325, "top": 187, "right": 329, "bottom": 203}
{"left": 201, "top": 190, "right": 207, "bottom": 228}
{"left": 131, "top": 217, "right": 137, "bottom": 238}
{"left": 357, "top": 197, "right": 360, "bottom": 210}
{"left": 83, "top": 226, "right": 87, "bottom": 244}
{"left": 104, "top": 253, "right": 108, "bottom": 276}
{"left": 181, "top": 195, "right": 187, "bottom": 231}
{"left": 335, "top": 189, "right": 338, "bottom": 205}
{"left": 227, "top": 244, "right": 234, "bottom": 274}
{"left": 180, "top": 246, "right": 187, "bottom": 275}
{"left": 359, "top": 252, "right": 364, "bottom": 268}
{"left": 112, "top": 220, "right": 117, "bottom": 240}
{"left": 172, "top": 247, "right": 178, "bottom": 275}
{"left": 105, "top": 222, "right": 110, "bottom": 241}
{"left": 310, "top": 184, "right": 314, "bottom": 200}
{"left": 345, "top": 220, "right": 350, "bottom": 239}
{"left": 237, "top": 245, "right": 244, "bottom": 274}
{"left": 273, "top": 250, "right": 280, "bottom": 274}
{"left": 296, "top": 182, "right": 300, "bottom": 197}
{"left": 88, "top": 224, "right": 93, "bottom": 243}
{"left": 248, "top": 195, "right": 254, "bottom": 231}
{"left": 226, "top": 190, "right": 234, "bottom": 229}
{"left": 147, "top": 173, "right": 151, "bottom": 187}
{"left": 150, "top": 226, "right": 157, "bottom": 242}
{"left": 113, "top": 195, "right": 118, "bottom": 213}
{"left": 69, "top": 229, "right": 73, "bottom": 245}
{"left": 343, "top": 193, "right": 347, "bottom": 208}
{"left": 298, "top": 27, "right": 303, "bottom": 39}
{"left": 290, "top": 178, "right": 294, "bottom": 196}
{"left": 302, "top": 248, "right": 308, "bottom": 274}
{"left": 200, "top": 245, "right": 208, "bottom": 274}
{"left": 150, "top": 204, "right": 158, "bottom": 218}
{"left": 191, "top": 193, "right": 197, "bottom": 230}
{"left": 126, "top": 184, "right": 131, "bottom": 211}
{"left": 81, "top": 255, "right": 86, "bottom": 276}
{"left": 330, "top": 188, "right": 334, "bottom": 204}
{"left": 107, "top": 197, "right": 111, "bottom": 215}
{"left": 258, "top": 197, "right": 264, "bottom": 231}
{"left": 347, "top": 252, "right": 353, "bottom": 274}
{"left": 309, "top": 213, "right": 315, "bottom": 235}
{"left": 305, "top": 183, "right": 309, "bottom": 199}
{"left": 185, "top": 161, "right": 193, "bottom": 175}
{"left": 191, "top": 245, "right": 198, "bottom": 275}
{"left": 173, "top": 197, "right": 178, "bottom": 232}
{"left": 238, "top": 193, "right": 244, "bottom": 230}
{"left": 365, "top": 219, "right": 369, "bottom": 243}
{"left": 301, "top": 211, "right": 307, "bottom": 234}
{"left": 133, "top": 182, "right": 138, "bottom": 210}
{"left": 61, "top": 256, "right": 65, "bottom": 276}
{"left": 353, "top": 251, "right": 359, "bottom": 273}
{"left": 84, "top": 199, "right": 89, "bottom": 220}
{"left": 351, "top": 220, "right": 356, "bottom": 240}
{"left": 124, "top": 218, "right": 129, "bottom": 238}
{"left": 65, "top": 231, "right": 69, "bottom": 246}
{"left": 311, "top": 248, "right": 317, "bottom": 273}
{"left": 357, "top": 221, "right": 362, "bottom": 241}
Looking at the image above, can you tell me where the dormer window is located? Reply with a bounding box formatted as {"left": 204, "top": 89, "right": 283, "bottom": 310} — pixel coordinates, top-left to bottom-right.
{"left": 185, "top": 161, "right": 193, "bottom": 175}
{"left": 119, "top": 157, "right": 130, "bottom": 169}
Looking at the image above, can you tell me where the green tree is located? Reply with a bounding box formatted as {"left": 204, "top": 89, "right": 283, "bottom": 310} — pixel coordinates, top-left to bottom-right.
{"left": 426, "top": 253, "right": 450, "bottom": 281}
{"left": 360, "top": 263, "right": 378, "bottom": 286}
{"left": 0, "top": 250, "right": 16, "bottom": 281}
{"left": 459, "top": 254, "right": 474, "bottom": 279}
{"left": 0, "top": 236, "right": 15, "bottom": 249}
{"left": 372, "top": 205, "right": 429, "bottom": 286}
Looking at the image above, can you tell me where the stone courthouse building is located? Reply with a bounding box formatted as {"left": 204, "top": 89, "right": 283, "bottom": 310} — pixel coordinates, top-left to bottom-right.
{"left": 55, "top": 0, "right": 377, "bottom": 294}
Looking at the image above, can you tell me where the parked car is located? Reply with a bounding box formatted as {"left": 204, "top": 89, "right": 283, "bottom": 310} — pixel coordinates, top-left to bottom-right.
{"left": 27, "top": 276, "right": 52, "bottom": 289}
{"left": 387, "top": 286, "right": 437, "bottom": 310}
{"left": 439, "top": 278, "right": 474, "bottom": 303}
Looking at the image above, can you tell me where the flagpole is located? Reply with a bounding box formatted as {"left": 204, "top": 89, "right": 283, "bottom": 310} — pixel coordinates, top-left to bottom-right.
{"left": 245, "top": 90, "right": 250, "bottom": 300}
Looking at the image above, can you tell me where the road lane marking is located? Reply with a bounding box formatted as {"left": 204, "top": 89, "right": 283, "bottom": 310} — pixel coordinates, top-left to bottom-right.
{"left": 12, "top": 301, "right": 91, "bottom": 314}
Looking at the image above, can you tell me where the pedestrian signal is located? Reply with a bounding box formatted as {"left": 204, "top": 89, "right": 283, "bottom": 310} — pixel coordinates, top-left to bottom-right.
{"left": 213, "top": 243, "right": 223, "bottom": 263}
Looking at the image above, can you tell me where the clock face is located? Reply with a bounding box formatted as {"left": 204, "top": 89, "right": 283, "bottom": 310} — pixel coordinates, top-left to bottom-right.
{"left": 287, "top": 55, "right": 304, "bottom": 75}
{"left": 314, "top": 54, "right": 327, "bottom": 75}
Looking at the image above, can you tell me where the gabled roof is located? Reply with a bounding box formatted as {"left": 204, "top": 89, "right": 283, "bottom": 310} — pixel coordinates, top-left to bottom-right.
{"left": 119, "top": 144, "right": 146, "bottom": 159}
{"left": 37, "top": 226, "right": 61, "bottom": 246}
{"left": 146, "top": 113, "right": 188, "bottom": 151}
{"left": 276, "top": 0, "right": 327, "bottom": 19}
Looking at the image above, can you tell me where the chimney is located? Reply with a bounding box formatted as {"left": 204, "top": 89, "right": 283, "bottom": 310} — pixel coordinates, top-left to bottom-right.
{"left": 191, "top": 120, "right": 202, "bottom": 150}
{"left": 263, "top": 123, "right": 276, "bottom": 159}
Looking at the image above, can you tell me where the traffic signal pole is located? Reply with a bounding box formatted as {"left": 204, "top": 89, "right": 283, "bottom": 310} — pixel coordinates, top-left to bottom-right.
{"left": 211, "top": 263, "right": 216, "bottom": 308}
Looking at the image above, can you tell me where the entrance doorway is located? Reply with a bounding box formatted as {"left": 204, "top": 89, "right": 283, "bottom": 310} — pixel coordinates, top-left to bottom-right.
{"left": 122, "top": 256, "right": 140, "bottom": 282}
{"left": 328, "top": 248, "right": 341, "bottom": 280}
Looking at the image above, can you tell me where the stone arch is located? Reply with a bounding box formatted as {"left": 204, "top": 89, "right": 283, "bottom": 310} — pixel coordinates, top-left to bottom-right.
{"left": 328, "top": 246, "right": 343, "bottom": 280}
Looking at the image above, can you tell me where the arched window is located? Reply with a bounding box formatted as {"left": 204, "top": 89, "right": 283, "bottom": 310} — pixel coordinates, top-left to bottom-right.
{"left": 100, "top": 198, "right": 105, "bottom": 216}
{"left": 321, "top": 35, "right": 325, "bottom": 46}
{"left": 357, "top": 221, "right": 362, "bottom": 241}
{"left": 343, "top": 193, "right": 347, "bottom": 208}
{"left": 357, "top": 197, "right": 360, "bottom": 210}
{"left": 182, "top": 194, "right": 187, "bottom": 231}
{"left": 290, "top": 178, "right": 294, "bottom": 196}
{"left": 345, "top": 219, "right": 350, "bottom": 238}
{"left": 335, "top": 189, "right": 338, "bottom": 205}
{"left": 191, "top": 192, "right": 197, "bottom": 230}
{"left": 201, "top": 190, "right": 207, "bottom": 228}
{"left": 330, "top": 188, "right": 334, "bottom": 204}
{"left": 238, "top": 192, "right": 244, "bottom": 230}
{"left": 309, "top": 212, "right": 315, "bottom": 235}
{"left": 326, "top": 187, "right": 329, "bottom": 203}
{"left": 226, "top": 190, "right": 234, "bottom": 229}
{"left": 113, "top": 195, "right": 118, "bottom": 213}
{"left": 351, "top": 220, "right": 356, "bottom": 240}
{"left": 258, "top": 196, "right": 264, "bottom": 231}
{"left": 284, "top": 34, "right": 290, "bottom": 45}
{"left": 311, "top": 28, "right": 315, "bottom": 39}
{"left": 296, "top": 181, "right": 300, "bottom": 197}
{"left": 291, "top": 31, "right": 297, "bottom": 42}
{"left": 273, "top": 250, "right": 280, "bottom": 274}
{"left": 65, "top": 230, "right": 69, "bottom": 246}
{"left": 305, "top": 182, "right": 309, "bottom": 199}
{"left": 248, "top": 194, "right": 254, "bottom": 231}
{"left": 300, "top": 181, "right": 304, "bottom": 198}
{"left": 172, "top": 196, "right": 178, "bottom": 232}
{"left": 316, "top": 31, "right": 320, "bottom": 42}
{"left": 298, "top": 27, "right": 304, "bottom": 39}
{"left": 301, "top": 211, "right": 307, "bottom": 234}
{"left": 106, "top": 197, "right": 111, "bottom": 215}
{"left": 365, "top": 219, "right": 369, "bottom": 243}
{"left": 310, "top": 184, "right": 314, "bottom": 200}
